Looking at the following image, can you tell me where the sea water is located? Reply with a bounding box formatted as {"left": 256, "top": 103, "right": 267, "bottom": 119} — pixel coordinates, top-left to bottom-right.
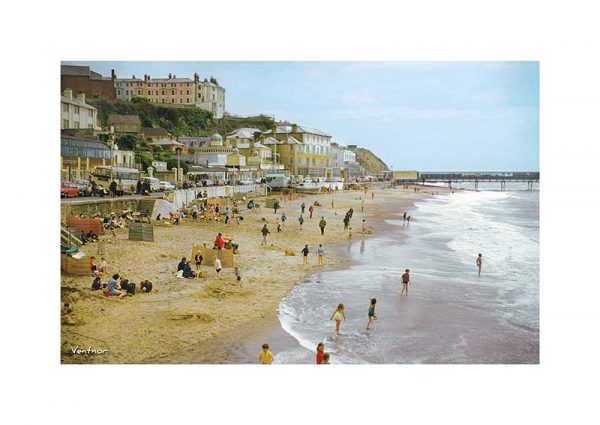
{"left": 277, "top": 186, "right": 539, "bottom": 364}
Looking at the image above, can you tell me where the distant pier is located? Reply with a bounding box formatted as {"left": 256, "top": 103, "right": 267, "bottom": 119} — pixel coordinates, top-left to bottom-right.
{"left": 414, "top": 171, "right": 539, "bottom": 191}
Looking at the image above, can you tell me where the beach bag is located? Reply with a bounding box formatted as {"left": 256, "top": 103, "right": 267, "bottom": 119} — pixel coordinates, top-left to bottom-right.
{"left": 126, "top": 282, "right": 136, "bottom": 295}
{"left": 91, "top": 280, "right": 102, "bottom": 290}
{"left": 140, "top": 281, "right": 153, "bottom": 293}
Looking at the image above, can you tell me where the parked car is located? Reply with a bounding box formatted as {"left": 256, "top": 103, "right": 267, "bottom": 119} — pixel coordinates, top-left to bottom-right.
{"left": 140, "top": 176, "right": 161, "bottom": 192}
{"left": 159, "top": 181, "right": 176, "bottom": 191}
{"left": 61, "top": 182, "right": 80, "bottom": 198}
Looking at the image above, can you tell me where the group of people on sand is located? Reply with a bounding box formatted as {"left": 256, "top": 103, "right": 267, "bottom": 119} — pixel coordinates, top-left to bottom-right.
{"left": 90, "top": 263, "right": 153, "bottom": 297}
{"left": 80, "top": 230, "right": 99, "bottom": 245}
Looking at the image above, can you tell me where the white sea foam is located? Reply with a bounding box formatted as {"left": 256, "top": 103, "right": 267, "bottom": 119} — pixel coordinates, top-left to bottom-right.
{"left": 278, "top": 189, "right": 539, "bottom": 363}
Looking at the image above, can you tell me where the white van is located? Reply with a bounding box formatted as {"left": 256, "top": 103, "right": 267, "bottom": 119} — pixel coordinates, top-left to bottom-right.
{"left": 141, "top": 176, "right": 161, "bottom": 192}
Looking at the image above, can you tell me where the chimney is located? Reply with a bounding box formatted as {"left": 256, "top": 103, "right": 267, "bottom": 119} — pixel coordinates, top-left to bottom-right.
{"left": 271, "top": 124, "right": 277, "bottom": 134}
{"left": 76, "top": 92, "right": 86, "bottom": 103}
{"left": 194, "top": 73, "right": 199, "bottom": 83}
{"left": 168, "top": 73, "right": 172, "bottom": 79}
{"left": 291, "top": 123, "right": 298, "bottom": 133}
{"left": 132, "top": 74, "right": 136, "bottom": 79}
{"left": 173, "top": 74, "right": 176, "bottom": 78}
{"left": 111, "top": 69, "right": 116, "bottom": 80}
{"left": 63, "top": 89, "right": 73, "bottom": 99}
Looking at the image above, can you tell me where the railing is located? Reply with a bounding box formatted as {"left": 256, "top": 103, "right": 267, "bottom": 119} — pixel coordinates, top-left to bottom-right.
{"left": 169, "top": 184, "right": 267, "bottom": 208}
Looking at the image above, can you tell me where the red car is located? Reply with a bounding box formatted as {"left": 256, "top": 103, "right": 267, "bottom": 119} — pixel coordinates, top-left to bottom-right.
{"left": 61, "top": 182, "right": 80, "bottom": 198}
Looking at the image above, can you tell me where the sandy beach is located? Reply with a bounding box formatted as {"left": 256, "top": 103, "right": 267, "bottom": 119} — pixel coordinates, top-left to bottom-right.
{"left": 61, "top": 185, "right": 443, "bottom": 364}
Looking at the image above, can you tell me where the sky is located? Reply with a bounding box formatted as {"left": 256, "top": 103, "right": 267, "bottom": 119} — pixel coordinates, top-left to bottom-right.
{"left": 63, "top": 61, "right": 539, "bottom": 171}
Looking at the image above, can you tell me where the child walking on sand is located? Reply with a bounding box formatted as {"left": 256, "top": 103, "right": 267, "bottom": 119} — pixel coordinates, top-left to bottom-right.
{"left": 366, "top": 298, "right": 377, "bottom": 330}
{"left": 330, "top": 303, "right": 346, "bottom": 334}
{"left": 259, "top": 343, "right": 273, "bottom": 364}
{"left": 214, "top": 257, "right": 222, "bottom": 279}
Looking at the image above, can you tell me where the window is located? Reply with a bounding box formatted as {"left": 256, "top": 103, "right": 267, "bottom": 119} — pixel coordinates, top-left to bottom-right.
{"left": 117, "top": 89, "right": 121, "bottom": 95}
{"left": 63, "top": 119, "right": 69, "bottom": 128}
{"left": 62, "top": 103, "right": 68, "bottom": 112}
{"left": 186, "top": 90, "right": 190, "bottom": 95}
{"left": 162, "top": 90, "right": 165, "bottom": 95}
{"left": 74, "top": 121, "right": 80, "bottom": 129}
{"left": 171, "top": 99, "right": 175, "bottom": 103}
{"left": 186, "top": 99, "right": 190, "bottom": 103}
{"left": 162, "top": 99, "right": 165, "bottom": 103}
{"left": 171, "top": 90, "right": 175, "bottom": 95}
{"left": 126, "top": 90, "right": 129, "bottom": 95}
{"left": 137, "top": 90, "right": 141, "bottom": 95}
{"left": 89, "top": 110, "right": 93, "bottom": 118}
{"left": 171, "top": 83, "right": 175, "bottom": 88}
{"left": 88, "top": 123, "right": 93, "bottom": 129}
{"left": 74, "top": 106, "right": 79, "bottom": 115}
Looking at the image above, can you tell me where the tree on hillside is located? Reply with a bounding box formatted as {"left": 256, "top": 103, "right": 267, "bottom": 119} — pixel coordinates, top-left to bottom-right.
{"left": 166, "top": 157, "right": 188, "bottom": 174}
{"left": 116, "top": 134, "right": 137, "bottom": 150}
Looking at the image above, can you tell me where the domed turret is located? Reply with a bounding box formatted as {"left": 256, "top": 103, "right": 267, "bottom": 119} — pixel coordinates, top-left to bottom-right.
{"left": 210, "top": 133, "right": 223, "bottom": 146}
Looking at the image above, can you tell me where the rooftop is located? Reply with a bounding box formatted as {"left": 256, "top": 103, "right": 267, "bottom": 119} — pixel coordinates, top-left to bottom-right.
{"left": 107, "top": 114, "right": 141, "bottom": 126}
{"left": 61, "top": 95, "right": 96, "bottom": 110}
{"left": 140, "top": 127, "right": 168, "bottom": 137}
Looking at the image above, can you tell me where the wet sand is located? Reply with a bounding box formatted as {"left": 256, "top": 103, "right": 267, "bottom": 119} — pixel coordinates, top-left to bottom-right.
{"left": 61, "top": 186, "right": 442, "bottom": 364}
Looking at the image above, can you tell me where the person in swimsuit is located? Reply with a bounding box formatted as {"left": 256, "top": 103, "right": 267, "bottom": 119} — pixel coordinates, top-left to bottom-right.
{"left": 401, "top": 269, "right": 410, "bottom": 296}
{"left": 194, "top": 252, "right": 203, "bottom": 272}
{"left": 329, "top": 303, "right": 346, "bottom": 334}
{"left": 367, "top": 298, "right": 377, "bottom": 330}
{"left": 476, "top": 253, "right": 482, "bottom": 276}
{"left": 316, "top": 342, "right": 325, "bottom": 364}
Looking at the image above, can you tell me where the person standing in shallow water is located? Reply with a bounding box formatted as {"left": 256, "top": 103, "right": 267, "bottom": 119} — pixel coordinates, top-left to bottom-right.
{"left": 366, "top": 298, "right": 377, "bottom": 330}
{"left": 330, "top": 303, "right": 346, "bottom": 334}
{"left": 401, "top": 269, "right": 410, "bottom": 296}
{"left": 476, "top": 253, "right": 482, "bottom": 276}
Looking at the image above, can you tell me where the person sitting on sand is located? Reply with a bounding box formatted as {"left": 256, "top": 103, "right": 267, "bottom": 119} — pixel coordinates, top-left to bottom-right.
{"left": 235, "top": 267, "right": 242, "bottom": 284}
{"left": 316, "top": 342, "right": 325, "bottom": 364}
{"left": 107, "top": 274, "right": 126, "bottom": 298}
{"left": 214, "top": 233, "right": 225, "bottom": 250}
{"left": 259, "top": 343, "right": 273, "bottom": 364}
{"left": 330, "top": 303, "right": 346, "bottom": 334}
{"left": 91, "top": 276, "right": 103, "bottom": 291}
{"left": 80, "top": 230, "right": 89, "bottom": 245}
{"left": 322, "top": 353, "right": 331, "bottom": 364}
{"left": 177, "top": 257, "right": 187, "bottom": 273}
{"left": 183, "top": 261, "right": 196, "bottom": 278}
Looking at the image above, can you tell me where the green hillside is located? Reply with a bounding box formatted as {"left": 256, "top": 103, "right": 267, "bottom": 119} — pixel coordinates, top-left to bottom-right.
{"left": 88, "top": 97, "right": 275, "bottom": 136}
{"left": 351, "top": 147, "right": 390, "bottom": 175}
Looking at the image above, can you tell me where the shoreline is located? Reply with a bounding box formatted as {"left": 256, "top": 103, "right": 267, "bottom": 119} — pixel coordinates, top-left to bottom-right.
{"left": 160, "top": 188, "right": 440, "bottom": 363}
{"left": 61, "top": 185, "right": 447, "bottom": 364}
